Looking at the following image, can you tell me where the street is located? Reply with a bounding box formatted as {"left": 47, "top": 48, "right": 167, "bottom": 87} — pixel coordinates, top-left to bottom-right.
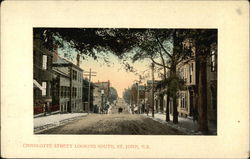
{"left": 38, "top": 99, "right": 185, "bottom": 135}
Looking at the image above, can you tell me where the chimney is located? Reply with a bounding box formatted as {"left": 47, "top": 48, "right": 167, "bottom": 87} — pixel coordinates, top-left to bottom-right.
{"left": 52, "top": 45, "right": 58, "bottom": 62}
{"left": 76, "top": 54, "right": 80, "bottom": 66}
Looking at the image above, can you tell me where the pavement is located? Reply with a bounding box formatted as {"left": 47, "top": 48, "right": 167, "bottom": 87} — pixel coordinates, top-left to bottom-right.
{"left": 34, "top": 113, "right": 87, "bottom": 133}
{"left": 143, "top": 112, "right": 217, "bottom": 135}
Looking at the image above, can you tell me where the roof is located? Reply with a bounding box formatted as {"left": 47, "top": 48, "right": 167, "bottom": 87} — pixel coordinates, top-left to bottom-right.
{"left": 53, "top": 56, "right": 83, "bottom": 71}
{"left": 52, "top": 68, "right": 70, "bottom": 78}
{"left": 53, "top": 56, "right": 70, "bottom": 65}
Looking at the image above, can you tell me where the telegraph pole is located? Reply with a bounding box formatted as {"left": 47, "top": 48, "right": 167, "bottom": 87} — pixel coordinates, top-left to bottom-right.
{"left": 83, "top": 69, "right": 96, "bottom": 114}
{"left": 144, "top": 84, "right": 147, "bottom": 115}
{"left": 151, "top": 63, "right": 155, "bottom": 118}
{"left": 136, "top": 82, "right": 139, "bottom": 114}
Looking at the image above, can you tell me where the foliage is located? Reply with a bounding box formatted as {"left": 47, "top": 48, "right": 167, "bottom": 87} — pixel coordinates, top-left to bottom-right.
{"left": 123, "top": 88, "right": 131, "bottom": 104}
{"left": 109, "top": 87, "right": 118, "bottom": 104}
{"left": 163, "top": 75, "right": 186, "bottom": 97}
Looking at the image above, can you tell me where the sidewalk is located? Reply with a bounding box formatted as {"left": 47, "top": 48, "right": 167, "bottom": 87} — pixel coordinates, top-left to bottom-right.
{"left": 34, "top": 113, "right": 87, "bottom": 133}
{"left": 143, "top": 113, "right": 217, "bottom": 135}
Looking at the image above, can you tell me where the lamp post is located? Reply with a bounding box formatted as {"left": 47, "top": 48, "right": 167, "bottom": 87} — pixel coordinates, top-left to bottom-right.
{"left": 151, "top": 63, "right": 155, "bottom": 118}
{"left": 101, "top": 89, "right": 104, "bottom": 114}
{"left": 136, "top": 82, "right": 139, "bottom": 114}
{"left": 144, "top": 84, "right": 147, "bottom": 115}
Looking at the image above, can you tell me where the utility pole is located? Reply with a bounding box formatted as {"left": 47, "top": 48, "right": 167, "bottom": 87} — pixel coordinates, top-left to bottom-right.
{"left": 144, "top": 84, "right": 147, "bottom": 115}
{"left": 151, "top": 63, "right": 155, "bottom": 118}
{"left": 136, "top": 82, "right": 139, "bottom": 114}
{"left": 83, "top": 69, "right": 96, "bottom": 114}
{"left": 130, "top": 88, "right": 134, "bottom": 114}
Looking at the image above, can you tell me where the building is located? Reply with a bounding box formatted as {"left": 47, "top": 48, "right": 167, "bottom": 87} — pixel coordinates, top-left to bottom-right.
{"left": 93, "top": 81, "right": 110, "bottom": 113}
{"left": 33, "top": 32, "right": 54, "bottom": 115}
{"left": 51, "top": 60, "right": 70, "bottom": 113}
{"left": 206, "top": 43, "right": 217, "bottom": 124}
{"left": 82, "top": 78, "right": 94, "bottom": 112}
{"left": 174, "top": 38, "right": 217, "bottom": 124}
{"left": 52, "top": 51, "right": 83, "bottom": 113}
{"left": 145, "top": 80, "right": 159, "bottom": 114}
{"left": 176, "top": 38, "right": 196, "bottom": 117}
{"left": 92, "top": 84, "right": 102, "bottom": 112}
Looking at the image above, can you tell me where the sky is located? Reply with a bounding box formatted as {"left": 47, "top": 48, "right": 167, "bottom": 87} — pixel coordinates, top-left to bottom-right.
{"left": 58, "top": 48, "right": 155, "bottom": 98}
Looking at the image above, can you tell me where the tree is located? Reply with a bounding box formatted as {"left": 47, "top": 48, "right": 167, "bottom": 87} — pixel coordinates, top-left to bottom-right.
{"left": 109, "top": 87, "right": 118, "bottom": 104}
{"left": 123, "top": 88, "right": 131, "bottom": 104}
{"left": 34, "top": 28, "right": 144, "bottom": 60}
{"left": 182, "top": 29, "right": 217, "bottom": 133}
{"left": 35, "top": 28, "right": 217, "bottom": 129}
{"left": 164, "top": 74, "right": 186, "bottom": 122}
{"left": 125, "top": 29, "right": 192, "bottom": 124}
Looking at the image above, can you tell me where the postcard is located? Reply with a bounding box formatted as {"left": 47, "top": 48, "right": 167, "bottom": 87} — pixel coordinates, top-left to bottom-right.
{"left": 1, "top": 1, "right": 249, "bottom": 158}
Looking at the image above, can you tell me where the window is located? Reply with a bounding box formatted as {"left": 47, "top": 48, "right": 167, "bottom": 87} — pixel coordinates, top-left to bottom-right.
{"left": 189, "top": 65, "right": 192, "bottom": 83}
{"left": 72, "top": 70, "right": 77, "bottom": 80}
{"left": 183, "top": 68, "right": 187, "bottom": 82}
{"left": 42, "top": 55, "right": 47, "bottom": 70}
{"left": 72, "top": 87, "right": 77, "bottom": 98}
{"left": 63, "top": 87, "right": 66, "bottom": 98}
{"left": 211, "top": 51, "right": 216, "bottom": 72}
{"left": 60, "top": 86, "right": 63, "bottom": 98}
{"left": 76, "top": 71, "right": 78, "bottom": 81}
{"left": 180, "top": 93, "right": 186, "bottom": 109}
{"left": 42, "top": 82, "right": 47, "bottom": 96}
{"left": 76, "top": 88, "right": 78, "bottom": 97}
{"left": 66, "top": 87, "right": 68, "bottom": 98}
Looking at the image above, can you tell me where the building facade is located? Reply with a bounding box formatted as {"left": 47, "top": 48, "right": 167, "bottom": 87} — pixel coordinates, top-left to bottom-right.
{"left": 93, "top": 81, "right": 110, "bottom": 113}
{"left": 174, "top": 38, "right": 217, "bottom": 123}
{"left": 206, "top": 43, "right": 217, "bottom": 124}
{"left": 51, "top": 65, "right": 70, "bottom": 113}
{"left": 52, "top": 52, "right": 83, "bottom": 113}
{"left": 33, "top": 32, "right": 55, "bottom": 115}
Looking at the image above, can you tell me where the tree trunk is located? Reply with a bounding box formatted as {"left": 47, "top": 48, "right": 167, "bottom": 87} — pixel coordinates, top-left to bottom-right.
{"left": 171, "top": 65, "right": 178, "bottom": 124}
{"left": 197, "top": 57, "right": 209, "bottom": 133}
{"left": 173, "top": 94, "right": 178, "bottom": 124}
{"left": 155, "top": 99, "right": 158, "bottom": 113}
{"left": 160, "top": 95, "right": 164, "bottom": 113}
{"left": 166, "top": 94, "right": 170, "bottom": 122}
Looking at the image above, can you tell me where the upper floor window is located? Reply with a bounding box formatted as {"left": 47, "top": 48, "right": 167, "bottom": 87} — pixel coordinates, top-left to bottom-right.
{"left": 72, "top": 70, "right": 77, "bottom": 80}
{"left": 42, "top": 55, "right": 47, "bottom": 70}
{"left": 42, "top": 82, "right": 47, "bottom": 96}
{"left": 211, "top": 51, "right": 216, "bottom": 72}
{"left": 189, "top": 63, "right": 193, "bottom": 83}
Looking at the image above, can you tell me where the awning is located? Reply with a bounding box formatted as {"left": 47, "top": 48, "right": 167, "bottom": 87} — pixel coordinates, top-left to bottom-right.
{"left": 33, "top": 80, "right": 43, "bottom": 90}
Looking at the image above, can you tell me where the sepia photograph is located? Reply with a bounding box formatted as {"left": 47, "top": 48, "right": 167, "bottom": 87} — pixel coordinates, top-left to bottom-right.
{"left": 33, "top": 28, "right": 217, "bottom": 135}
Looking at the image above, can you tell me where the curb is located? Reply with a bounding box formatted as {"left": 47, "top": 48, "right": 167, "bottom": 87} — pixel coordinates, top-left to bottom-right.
{"left": 144, "top": 115, "right": 213, "bottom": 135}
{"left": 34, "top": 114, "right": 87, "bottom": 134}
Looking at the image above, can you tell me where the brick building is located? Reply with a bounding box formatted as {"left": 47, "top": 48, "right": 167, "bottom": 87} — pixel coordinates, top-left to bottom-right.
{"left": 93, "top": 81, "right": 110, "bottom": 113}
{"left": 33, "top": 32, "right": 55, "bottom": 115}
